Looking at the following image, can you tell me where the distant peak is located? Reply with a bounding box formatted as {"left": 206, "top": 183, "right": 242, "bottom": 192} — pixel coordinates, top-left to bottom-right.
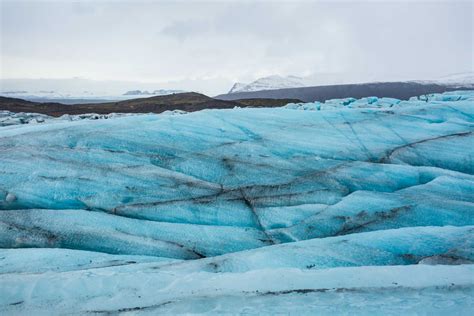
{"left": 228, "top": 75, "right": 307, "bottom": 94}
{"left": 123, "top": 89, "right": 186, "bottom": 96}
{"left": 228, "top": 83, "right": 247, "bottom": 94}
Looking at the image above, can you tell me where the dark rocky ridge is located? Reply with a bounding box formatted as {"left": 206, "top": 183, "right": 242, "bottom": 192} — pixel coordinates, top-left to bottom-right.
{"left": 215, "top": 82, "right": 469, "bottom": 102}
{"left": 0, "top": 93, "right": 302, "bottom": 117}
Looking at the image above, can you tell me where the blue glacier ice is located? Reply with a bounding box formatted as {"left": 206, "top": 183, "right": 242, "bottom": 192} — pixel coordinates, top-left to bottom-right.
{"left": 0, "top": 90, "right": 473, "bottom": 314}
{"left": 160, "top": 226, "right": 474, "bottom": 273}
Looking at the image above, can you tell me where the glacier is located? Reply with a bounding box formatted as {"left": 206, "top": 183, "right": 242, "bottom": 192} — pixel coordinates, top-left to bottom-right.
{"left": 0, "top": 90, "right": 473, "bottom": 314}
{"left": 0, "top": 110, "right": 157, "bottom": 127}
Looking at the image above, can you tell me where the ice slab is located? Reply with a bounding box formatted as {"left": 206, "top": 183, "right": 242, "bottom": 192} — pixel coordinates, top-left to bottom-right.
{"left": 0, "top": 257, "right": 472, "bottom": 315}
{"left": 158, "top": 225, "right": 474, "bottom": 273}
{"left": 1, "top": 91, "right": 473, "bottom": 256}
{"left": 0, "top": 209, "right": 270, "bottom": 259}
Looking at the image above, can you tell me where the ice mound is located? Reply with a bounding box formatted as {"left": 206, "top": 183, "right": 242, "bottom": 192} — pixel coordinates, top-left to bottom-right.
{"left": 0, "top": 110, "right": 51, "bottom": 126}
{"left": 0, "top": 90, "right": 473, "bottom": 314}
{"left": 159, "top": 226, "right": 473, "bottom": 273}
{"left": 0, "top": 209, "right": 270, "bottom": 259}
{"left": 0, "top": 110, "right": 151, "bottom": 127}
{"left": 285, "top": 90, "right": 474, "bottom": 111}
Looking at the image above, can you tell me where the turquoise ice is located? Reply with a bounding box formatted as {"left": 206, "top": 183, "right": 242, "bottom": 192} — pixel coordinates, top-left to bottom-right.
{"left": 0, "top": 90, "right": 473, "bottom": 314}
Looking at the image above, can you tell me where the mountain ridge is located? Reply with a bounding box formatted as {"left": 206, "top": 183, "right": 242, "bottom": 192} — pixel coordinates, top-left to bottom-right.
{"left": 227, "top": 75, "right": 306, "bottom": 93}
{"left": 217, "top": 81, "right": 470, "bottom": 102}
{"left": 0, "top": 92, "right": 301, "bottom": 117}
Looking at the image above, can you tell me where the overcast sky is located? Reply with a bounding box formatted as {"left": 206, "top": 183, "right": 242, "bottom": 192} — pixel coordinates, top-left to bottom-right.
{"left": 1, "top": 0, "right": 473, "bottom": 94}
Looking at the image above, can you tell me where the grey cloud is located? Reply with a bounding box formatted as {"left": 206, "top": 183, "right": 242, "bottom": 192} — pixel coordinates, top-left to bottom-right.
{"left": 1, "top": 0, "right": 472, "bottom": 95}
{"left": 161, "top": 19, "right": 212, "bottom": 41}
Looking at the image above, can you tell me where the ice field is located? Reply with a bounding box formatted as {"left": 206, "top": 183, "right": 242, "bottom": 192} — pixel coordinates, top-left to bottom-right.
{"left": 0, "top": 91, "right": 473, "bottom": 314}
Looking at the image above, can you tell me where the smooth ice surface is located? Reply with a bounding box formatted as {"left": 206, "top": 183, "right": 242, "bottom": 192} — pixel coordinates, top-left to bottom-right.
{"left": 1, "top": 260, "right": 473, "bottom": 315}
{"left": 0, "top": 91, "right": 473, "bottom": 314}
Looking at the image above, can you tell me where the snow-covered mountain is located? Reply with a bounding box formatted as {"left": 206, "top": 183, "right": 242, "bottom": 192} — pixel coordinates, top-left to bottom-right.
{"left": 430, "top": 72, "right": 474, "bottom": 88}
{"left": 228, "top": 75, "right": 307, "bottom": 93}
{"left": 0, "top": 90, "right": 78, "bottom": 99}
{"left": 0, "top": 88, "right": 188, "bottom": 104}
{"left": 227, "top": 83, "right": 247, "bottom": 94}
{"left": 0, "top": 77, "right": 230, "bottom": 99}
{"left": 227, "top": 72, "right": 474, "bottom": 95}
{"left": 123, "top": 89, "right": 186, "bottom": 96}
